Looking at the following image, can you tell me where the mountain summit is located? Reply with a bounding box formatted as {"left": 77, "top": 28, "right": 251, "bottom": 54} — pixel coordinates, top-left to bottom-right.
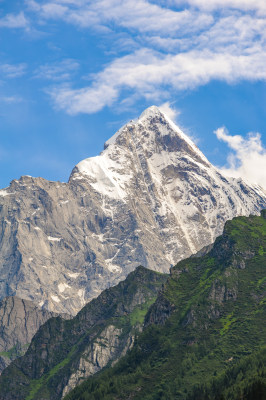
{"left": 71, "top": 106, "right": 210, "bottom": 197}
{"left": 0, "top": 107, "right": 265, "bottom": 315}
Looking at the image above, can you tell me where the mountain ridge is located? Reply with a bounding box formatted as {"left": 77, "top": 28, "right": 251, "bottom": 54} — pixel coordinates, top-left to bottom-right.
{"left": 64, "top": 211, "right": 266, "bottom": 400}
{"left": 0, "top": 106, "right": 265, "bottom": 315}
{"left": 0, "top": 266, "right": 168, "bottom": 399}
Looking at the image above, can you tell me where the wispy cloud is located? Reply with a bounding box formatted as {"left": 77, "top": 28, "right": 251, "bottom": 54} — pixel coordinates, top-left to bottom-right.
{"left": 49, "top": 46, "right": 266, "bottom": 114}
{"left": 159, "top": 101, "right": 180, "bottom": 122}
{"left": 27, "top": 0, "right": 212, "bottom": 35}
{"left": 179, "top": 0, "right": 266, "bottom": 14}
{"left": 34, "top": 59, "right": 79, "bottom": 81}
{"left": 0, "top": 12, "right": 29, "bottom": 29}
{"left": 21, "top": 0, "right": 266, "bottom": 114}
{"left": 214, "top": 127, "right": 266, "bottom": 189}
{"left": 49, "top": 81, "right": 118, "bottom": 114}
{"left": 158, "top": 101, "right": 200, "bottom": 144}
{"left": 0, "top": 63, "right": 27, "bottom": 78}
{"left": 0, "top": 96, "right": 23, "bottom": 104}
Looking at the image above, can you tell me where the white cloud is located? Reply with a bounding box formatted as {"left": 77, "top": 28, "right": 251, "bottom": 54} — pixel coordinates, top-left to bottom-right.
{"left": 34, "top": 59, "right": 79, "bottom": 81}
{"left": 179, "top": 0, "right": 266, "bottom": 14}
{"left": 159, "top": 102, "right": 180, "bottom": 122}
{"left": 27, "top": 0, "right": 213, "bottom": 35}
{"left": 48, "top": 83, "right": 118, "bottom": 114}
{"left": 41, "top": 3, "right": 68, "bottom": 18}
{"left": 22, "top": 0, "right": 266, "bottom": 115}
{"left": 25, "top": 0, "right": 42, "bottom": 12}
{"left": 49, "top": 46, "right": 266, "bottom": 114}
{"left": 158, "top": 101, "right": 200, "bottom": 144}
{"left": 214, "top": 127, "right": 266, "bottom": 189}
{"left": 0, "top": 12, "right": 29, "bottom": 29}
{"left": 0, "top": 64, "right": 27, "bottom": 78}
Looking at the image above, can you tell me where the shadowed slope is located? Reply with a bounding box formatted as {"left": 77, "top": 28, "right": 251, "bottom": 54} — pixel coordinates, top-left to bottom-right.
{"left": 0, "top": 266, "right": 167, "bottom": 399}
{"left": 65, "top": 211, "right": 266, "bottom": 400}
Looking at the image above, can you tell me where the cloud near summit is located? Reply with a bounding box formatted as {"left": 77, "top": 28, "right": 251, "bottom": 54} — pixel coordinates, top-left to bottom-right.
{"left": 3, "top": 0, "right": 266, "bottom": 115}
{"left": 21, "top": 0, "right": 266, "bottom": 115}
{"left": 215, "top": 127, "right": 266, "bottom": 190}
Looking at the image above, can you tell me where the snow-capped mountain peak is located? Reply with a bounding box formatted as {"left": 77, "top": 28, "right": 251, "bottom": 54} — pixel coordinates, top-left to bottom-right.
{"left": 70, "top": 106, "right": 266, "bottom": 271}
{"left": 104, "top": 105, "right": 209, "bottom": 166}
{"left": 0, "top": 107, "right": 265, "bottom": 315}
{"left": 74, "top": 106, "right": 210, "bottom": 197}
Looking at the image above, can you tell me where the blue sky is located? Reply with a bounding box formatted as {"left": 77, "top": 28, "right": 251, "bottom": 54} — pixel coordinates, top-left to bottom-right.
{"left": 1, "top": 0, "right": 266, "bottom": 189}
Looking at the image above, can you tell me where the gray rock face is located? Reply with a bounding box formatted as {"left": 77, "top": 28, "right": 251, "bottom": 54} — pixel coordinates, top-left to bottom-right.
{"left": 0, "top": 106, "right": 265, "bottom": 315}
{"left": 0, "top": 267, "right": 167, "bottom": 400}
{"left": 61, "top": 324, "right": 135, "bottom": 398}
{"left": 0, "top": 296, "right": 58, "bottom": 373}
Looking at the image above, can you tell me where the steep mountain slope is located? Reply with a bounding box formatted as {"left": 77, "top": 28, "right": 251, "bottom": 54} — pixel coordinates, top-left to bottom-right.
{"left": 0, "top": 297, "right": 59, "bottom": 374}
{"left": 64, "top": 211, "right": 266, "bottom": 400}
{"left": 0, "top": 266, "right": 167, "bottom": 400}
{"left": 0, "top": 106, "right": 265, "bottom": 315}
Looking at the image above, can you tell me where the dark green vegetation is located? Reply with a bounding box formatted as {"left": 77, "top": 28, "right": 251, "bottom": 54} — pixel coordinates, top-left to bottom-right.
{"left": 65, "top": 212, "right": 266, "bottom": 400}
{"left": 0, "top": 267, "right": 167, "bottom": 400}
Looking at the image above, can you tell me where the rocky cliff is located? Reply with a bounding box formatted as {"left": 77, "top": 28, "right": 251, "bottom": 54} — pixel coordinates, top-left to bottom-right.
{"left": 0, "top": 266, "right": 167, "bottom": 399}
{"left": 0, "top": 106, "right": 265, "bottom": 315}
{"left": 0, "top": 296, "right": 59, "bottom": 373}
{"left": 64, "top": 211, "right": 266, "bottom": 400}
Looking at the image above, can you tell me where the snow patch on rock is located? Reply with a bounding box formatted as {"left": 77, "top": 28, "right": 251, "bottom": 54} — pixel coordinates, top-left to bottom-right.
{"left": 48, "top": 236, "right": 61, "bottom": 242}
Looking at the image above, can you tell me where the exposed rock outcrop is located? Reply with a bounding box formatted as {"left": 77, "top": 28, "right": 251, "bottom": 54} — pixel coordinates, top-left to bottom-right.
{"left": 62, "top": 213, "right": 266, "bottom": 400}
{"left": 0, "top": 296, "right": 60, "bottom": 373}
{"left": 0, "top": 266, "right": 167, "bottom": 399}
{"left": 0, "top": 106, "right": 265, "bottom": 315}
